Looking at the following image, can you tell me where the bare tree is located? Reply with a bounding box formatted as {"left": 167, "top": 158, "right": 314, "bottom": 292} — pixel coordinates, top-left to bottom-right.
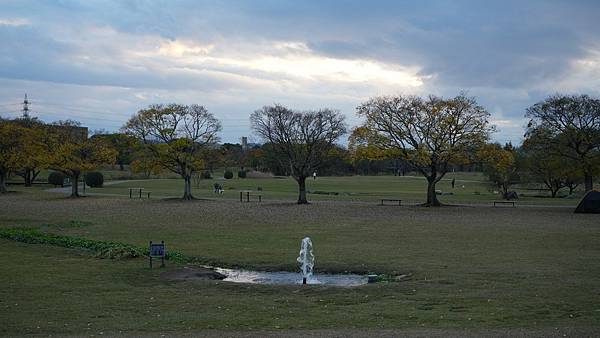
{"left": 251, "top": 104, "right": 347, "bottom": 204}
{"left": 124, "top": 104, "right": 221, "bottom": 200}
{"left": 356, "top": 94, "right": 494, "bottom": 206}
{"left": 525, "top": 94, "right": 600, "bottom": 192}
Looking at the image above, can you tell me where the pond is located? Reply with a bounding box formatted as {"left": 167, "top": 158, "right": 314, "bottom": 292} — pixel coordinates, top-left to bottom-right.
{"left": 214, "top": 267, "right": 368, "bottom": 287}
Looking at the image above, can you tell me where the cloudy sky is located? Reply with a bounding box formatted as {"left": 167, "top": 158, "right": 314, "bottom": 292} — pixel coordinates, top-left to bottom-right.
{"left": 1, "top": 0, "right": 599, "bottom": 144}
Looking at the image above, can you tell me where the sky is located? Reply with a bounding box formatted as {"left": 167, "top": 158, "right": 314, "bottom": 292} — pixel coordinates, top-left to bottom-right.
{"left": 1, "top": 0, "right": 599, "bottom": 144}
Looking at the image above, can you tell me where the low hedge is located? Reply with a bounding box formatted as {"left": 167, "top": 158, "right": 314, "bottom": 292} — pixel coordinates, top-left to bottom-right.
{"left": 0, "top": 228, "right": 187, "bottom": 262}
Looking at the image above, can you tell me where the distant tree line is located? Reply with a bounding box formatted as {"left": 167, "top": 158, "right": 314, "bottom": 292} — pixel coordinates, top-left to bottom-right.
{"left": 1, "top": 93, "right": 598, "bottom": 205}
{"left": 0, "top": 117, "right": 116, "bottom": 197}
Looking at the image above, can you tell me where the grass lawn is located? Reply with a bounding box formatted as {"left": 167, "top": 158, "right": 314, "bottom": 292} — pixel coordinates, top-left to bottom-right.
{"left": 82, "top": 172, "right": 581, "bottom": 206}
{"left": 0, "top": 177, "right": 599, "bottom": 336}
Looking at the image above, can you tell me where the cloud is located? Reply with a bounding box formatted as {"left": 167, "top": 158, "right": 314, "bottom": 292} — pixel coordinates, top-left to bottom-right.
{"left": 1, "top": 0, "right": 600, "bottom": 144}
{"left": 0, "top": 18, "right": 30, "bottom": 26}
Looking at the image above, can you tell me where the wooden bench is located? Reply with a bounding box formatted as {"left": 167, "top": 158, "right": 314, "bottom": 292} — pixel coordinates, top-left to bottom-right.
{"left": 240, "top": 191, "right": 262, "bottom": 202}
{"left": 381, "top": 199, "right": 402, "bottom": 206}
{"left": 493, "top": 201, "right": 515, "bottom": 207}
{"left": 129, "top": 187, "right": 144, "bottom": 199}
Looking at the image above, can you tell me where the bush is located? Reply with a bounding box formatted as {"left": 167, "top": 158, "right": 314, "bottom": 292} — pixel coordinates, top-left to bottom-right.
{"left": 237, "top": 170, "right": 247, "bottom": 178}
{"left": 85, "top": 172, "right": 104, "bottom": 187}
{"left": 224, "top": 170, "right": 234, "bottom": 179}
{"left": 48, "top": 172, "right": 66, "bottom": 187}
{"left": 201, "top": 171, "right": 212, "bottom": 179}
{"left": 0, "top": 227, "right": 190, "bottom": 263}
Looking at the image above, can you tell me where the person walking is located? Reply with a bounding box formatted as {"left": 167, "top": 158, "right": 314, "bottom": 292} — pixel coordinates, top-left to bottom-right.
{"left": 451, "top": 178, "right": 456, "bottom": 189}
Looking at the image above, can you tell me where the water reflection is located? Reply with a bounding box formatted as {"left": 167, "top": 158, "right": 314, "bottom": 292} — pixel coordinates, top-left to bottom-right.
{"left": 214, "top": 268, "right": 367, "bottom": 286}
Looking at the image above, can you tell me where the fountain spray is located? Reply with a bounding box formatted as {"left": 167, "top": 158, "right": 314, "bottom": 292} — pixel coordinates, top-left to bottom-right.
{"left": 297, "top": 237, "right": 315, "bottom": 284}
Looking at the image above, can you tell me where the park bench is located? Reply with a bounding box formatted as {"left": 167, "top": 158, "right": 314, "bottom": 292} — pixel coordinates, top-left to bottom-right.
{"left": 493, "top": 201, "right": 515, "bottom": 207}
{"left": 240, "top": 190, "right": 262, "bottom": 202}
{"left": 381, "top": 199, "right": 402, "bottom": 206}
{"left": 129, "top": 187, "right": 144, "bottom": 199}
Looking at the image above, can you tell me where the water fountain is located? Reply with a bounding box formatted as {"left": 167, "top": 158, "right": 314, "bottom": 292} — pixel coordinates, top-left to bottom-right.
{"left": 199, "top": 236, "right": 367, "bottom": 286}
{"left": 297, "top": 237, "right": 315, "bottom": 284}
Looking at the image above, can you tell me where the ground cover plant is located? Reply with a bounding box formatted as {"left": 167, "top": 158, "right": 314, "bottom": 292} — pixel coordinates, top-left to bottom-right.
{"left": 1, "top": 181, "right": 599, "bottom": 336}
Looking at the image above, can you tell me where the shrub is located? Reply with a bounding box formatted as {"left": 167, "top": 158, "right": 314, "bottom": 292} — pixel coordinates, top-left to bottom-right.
{"left": 48, "top": 172, "right": 66, "bottom": 187}
{"left": 201, "top": 171, "right": 212, "bottom": 179}
{"left": 0, "top": 227, "right": 190, "bottom": 263}
{"left": 237, "top": 170, "right": 247, "bottom": 178}
{"left": 85, "top": 172, "right": 104, "bottom": 187}
{"left": 0, "top": 228, "right": 144, "bottom": 260}
{"left": 224, "top": 170, "right": 234, "bottom": 179}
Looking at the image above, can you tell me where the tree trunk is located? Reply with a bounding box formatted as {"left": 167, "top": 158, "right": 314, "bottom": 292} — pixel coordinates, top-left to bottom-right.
{"left": 31, "top": 169, "right": 40, "bottom": 185}
{"left": 182, "top": 175, "right": 194, "bottom": 200}
{"left": 584, "top": 173, "right": 593, "bottom": 192}
{"left": 70, "top": 173, "right": 80, "bottom": 198}
{"left": 501, "top": 183, "right": 510, "bottom": 200}
{"left": 0, "top": 171, "right": 7, "bottom": 193}
{"left": 23, "top": 169, "right": 32, "bottom": 187}
{"left": 297, "top": 176, "right": 308, "bottom": 204}
{"left": 425, "top": 178, "right": 441, "bottom": 206}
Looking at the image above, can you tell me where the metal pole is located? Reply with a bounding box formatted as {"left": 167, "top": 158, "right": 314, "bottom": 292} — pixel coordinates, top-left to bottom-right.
{"left": 149, "top": 241, "right": 153, "bottom": 269}
{"left": 161, "top": 240, "right": 165, "bottom": 267}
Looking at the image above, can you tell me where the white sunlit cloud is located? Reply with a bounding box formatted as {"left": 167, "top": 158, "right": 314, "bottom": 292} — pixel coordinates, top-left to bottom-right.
{"left": 490, "top": 119, "right": 521, "bottom": 128}
{"left": 0, "top": 18, "right": 30, "bottom": 26}
{"left": 129, "top": 36, "right": 427, "bottom": 88}
{"left": 157, "top": 40, "right": 215, "bottom": 57}
{"left": 553, "top": 48, "right": 600, "bottom": 95}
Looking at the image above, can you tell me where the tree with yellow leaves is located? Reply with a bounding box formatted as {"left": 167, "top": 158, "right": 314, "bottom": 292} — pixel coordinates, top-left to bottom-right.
{"left": 478, "top": 143, "right": 520, "bottom": 199}
{"left": 11, "top": 117, "right": 50, "bottom": 186}
{"left": 0, "top": 120, "right": 43, "bottom": 193}
{"left": 46, "top": 125, "right": 117, "bottom": 198}
{"left": 124, "top": 104, "right": 221, "bottom": 200}
{"left": 356, "top": 94, "right": 494, "bottom": 206}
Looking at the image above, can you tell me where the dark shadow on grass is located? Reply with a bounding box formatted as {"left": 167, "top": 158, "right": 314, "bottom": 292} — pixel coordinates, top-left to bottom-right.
{"left": 0, "top": 190, "right": 21, "bottom": 195}
{"left": 161, "top": 197, "right": 214, "bottom": 202}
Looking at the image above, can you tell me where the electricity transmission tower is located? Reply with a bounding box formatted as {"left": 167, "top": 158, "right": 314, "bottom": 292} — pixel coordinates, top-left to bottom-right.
{"left": 22, "top": 93, "right": 30, "bottom": 118}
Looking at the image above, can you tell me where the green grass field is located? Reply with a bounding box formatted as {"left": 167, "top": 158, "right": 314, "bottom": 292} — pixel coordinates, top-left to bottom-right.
{"left": 1, "top": 175, "right": 598, "bottom": 336}
{"left": 81, "top": 172, "right": 581, "bottom": 206}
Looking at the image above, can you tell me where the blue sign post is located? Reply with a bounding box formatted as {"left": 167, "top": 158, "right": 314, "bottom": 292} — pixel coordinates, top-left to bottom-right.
{"left": 149, "top": 240, "right": 165, "bottom": 268}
